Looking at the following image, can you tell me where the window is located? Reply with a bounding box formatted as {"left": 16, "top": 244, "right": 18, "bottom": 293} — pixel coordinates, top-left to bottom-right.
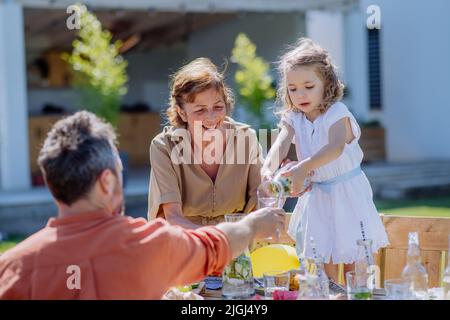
{"left": 368, "top": 28, "right": 382, "bottom": 110}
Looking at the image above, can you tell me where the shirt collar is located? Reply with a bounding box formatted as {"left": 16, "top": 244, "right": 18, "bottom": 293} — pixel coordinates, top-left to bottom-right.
{"left": 47, "top": 209, "right": 113, "bottom": 227}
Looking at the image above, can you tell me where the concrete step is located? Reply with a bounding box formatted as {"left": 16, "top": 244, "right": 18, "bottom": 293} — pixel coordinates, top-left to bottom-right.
{"left": 364, "top": 161, "right": 450, "bottom": 199}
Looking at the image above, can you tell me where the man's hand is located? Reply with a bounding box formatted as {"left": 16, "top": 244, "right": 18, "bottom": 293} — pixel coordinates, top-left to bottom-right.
{"left": 244, "top": 207, "right": 286, "bottom": 241}
{"left": 216, "top": 208, "right": 286, "bottom": 259}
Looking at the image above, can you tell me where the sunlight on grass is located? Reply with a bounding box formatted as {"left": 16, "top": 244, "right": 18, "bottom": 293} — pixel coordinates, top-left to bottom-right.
{"left": 381, "top": 206, "right": 450, "bottom": 217}
{"left": 375, "top": 196, "right": 450, "bottom": 218}
{"left": 0, "top": 236, "right": 25, "bottom": 254}
{"left": 0, "top": 241, "right": 19, "bottom": 254}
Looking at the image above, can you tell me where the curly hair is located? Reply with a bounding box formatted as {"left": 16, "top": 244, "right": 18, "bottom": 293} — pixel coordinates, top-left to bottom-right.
{"left": 167, "top": 57, "right": 235, "bottom": 127}
{"left": 276, "top": 38, "right": 345, "bottom": 116}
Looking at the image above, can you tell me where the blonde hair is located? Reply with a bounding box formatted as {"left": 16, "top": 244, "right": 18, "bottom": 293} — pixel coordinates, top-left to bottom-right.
{"left": 276, "top": 38, "right": 344, "bottom": 116}
{"left": 167, "top": 58, "right": 235, "bottom": 127}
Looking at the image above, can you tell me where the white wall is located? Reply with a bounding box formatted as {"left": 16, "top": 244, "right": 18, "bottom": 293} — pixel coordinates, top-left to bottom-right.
{"left": 343, "top": 3, "right": 371, "bottom": 122}
{"left": 0, "top": 2, "right": 31, "bottom": 190}
{"left": 306, "top": 10, "right": 345, "bottom": 81}
{"left": 362, "top": 0, "right": 450, "bottom": 161}
{"left": 307, "top": 9, "right": 373, "bottom": 121}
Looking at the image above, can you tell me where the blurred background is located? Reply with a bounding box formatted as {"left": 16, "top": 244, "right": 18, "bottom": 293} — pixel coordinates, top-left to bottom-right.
{"left": 1, "top": 0, "right": 449, "bottom": 249}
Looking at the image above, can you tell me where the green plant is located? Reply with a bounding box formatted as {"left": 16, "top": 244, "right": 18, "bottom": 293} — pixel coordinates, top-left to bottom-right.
{"left": 231, "top": 33, "right": 275, "bottom": 127}
{"left": 62, "top": 3, "right": 128, "bottom": 128}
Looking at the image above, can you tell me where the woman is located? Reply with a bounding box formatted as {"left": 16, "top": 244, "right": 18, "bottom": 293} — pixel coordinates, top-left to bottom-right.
{"left": 148, "top": 58, "right": 263, "bottom": 228}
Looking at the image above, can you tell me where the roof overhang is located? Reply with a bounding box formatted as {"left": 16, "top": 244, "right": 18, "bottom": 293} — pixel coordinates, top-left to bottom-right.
{"left": 18, "top": 0, "right": 358, "bottom": 12}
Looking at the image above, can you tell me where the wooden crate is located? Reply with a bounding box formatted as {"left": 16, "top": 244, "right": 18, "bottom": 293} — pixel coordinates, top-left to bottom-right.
{"left": 117, "top": 112, "right": 163, "bottom": 166}
{"left": 360, "top": 127, "right": 386, "bottom": 163}
{"left": 377, "top": 215, "right": 450, "bottom": 288}
{"left": 44, "top": 51, "right": 72, "bottom": 87}
{"left": 268, "top": 214, "right": 449, "bottom": 288}
{"left": 28, "top": 115, "right": 60, "bottom": 173}
{"left": 28, "top": 112, "right": 162, "bottom": 173}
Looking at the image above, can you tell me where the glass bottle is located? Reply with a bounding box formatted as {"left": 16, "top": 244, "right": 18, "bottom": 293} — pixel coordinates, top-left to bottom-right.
{"left": 314, "top": 257, "right": 330, "bottom": 299}
{"left": 271, "top": 173, "right": 293, "bottom": 197}
{"left": 221, "top": 214, "right": 255, "bottom": 299}
{"left": 354, "top": 239, "right": 376, "bottom": 299}
{"left": 297, "top": 257, "right": 329, "bottom": 300}
{"left": 401, "top": 232, "right": 429, "bottom": 300}
{"left": 443, "top": 234, "right": 450, "bottom": 300}
{"left": 272, "top": 168, "right": 311, "bottom": 197}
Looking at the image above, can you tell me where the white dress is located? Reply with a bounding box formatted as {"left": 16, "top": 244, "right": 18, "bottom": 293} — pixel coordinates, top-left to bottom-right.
{"left": 284, "top": 102, "right": 389, "bottom": 264}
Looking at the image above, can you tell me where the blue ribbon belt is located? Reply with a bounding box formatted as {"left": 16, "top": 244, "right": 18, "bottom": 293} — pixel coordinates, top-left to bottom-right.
{"left": 312, "top": 166, "right": 362, "bottom": 194}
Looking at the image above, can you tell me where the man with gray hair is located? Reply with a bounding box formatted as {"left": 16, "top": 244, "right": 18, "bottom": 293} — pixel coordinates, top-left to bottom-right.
{"left": 0, "top": 111, "right": 285, "bottom": 299}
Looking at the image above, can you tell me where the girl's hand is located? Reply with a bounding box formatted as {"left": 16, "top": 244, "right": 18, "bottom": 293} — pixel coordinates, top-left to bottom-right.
{"left": 280, "top": 161, "right": 314, "bottom": 197}
{"left": 279, "top": 160, "right": 298, "bottom": 172}
{"left": 280, "top": 158, "right": 293, "bottom": 168}
{"left": 261, "top": 158, "right": 294, "bottom": 182}
{"left": 296, "top": 172, "right": 314, "bottom": 197}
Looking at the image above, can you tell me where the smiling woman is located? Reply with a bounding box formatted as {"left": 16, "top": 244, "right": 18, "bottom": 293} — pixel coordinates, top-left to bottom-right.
{"left": 147, "top": 58, "right": 263, "bottom": 229}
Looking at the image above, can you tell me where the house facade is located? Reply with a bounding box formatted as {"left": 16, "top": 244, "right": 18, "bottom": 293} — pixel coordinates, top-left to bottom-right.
{"left": 1, "top": 0, "right": 449, "bottom": 196}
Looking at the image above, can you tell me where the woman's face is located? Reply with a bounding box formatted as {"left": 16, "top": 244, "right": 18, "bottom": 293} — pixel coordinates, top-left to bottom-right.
{"left": 177, "top": 87, "right": 227, "bottom": 136}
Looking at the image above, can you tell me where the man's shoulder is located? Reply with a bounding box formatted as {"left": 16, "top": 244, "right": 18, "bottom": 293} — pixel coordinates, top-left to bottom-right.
{"left": 124, "top": 216, "right": 176, "bottom": 237}
{"left": 0, "top": 227, "right": 54, "bottom": 274}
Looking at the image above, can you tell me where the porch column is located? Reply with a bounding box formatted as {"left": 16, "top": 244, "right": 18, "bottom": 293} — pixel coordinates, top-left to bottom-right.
{"left": 0, "top": 0, "right": 30, "bottom": 190}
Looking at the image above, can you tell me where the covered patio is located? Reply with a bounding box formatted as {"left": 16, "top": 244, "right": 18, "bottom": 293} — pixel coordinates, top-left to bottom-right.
{"left": 0, "top": 0, "right": 354, "bottom": 232}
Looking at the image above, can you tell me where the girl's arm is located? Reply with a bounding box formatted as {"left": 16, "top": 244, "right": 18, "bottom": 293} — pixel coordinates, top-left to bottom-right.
{"left": 303, "top": 117, "right": 354, "bottom": 170}
{"left": 281, "top": 117, "right": 354, "bottom": 194}
{"left": 261, "top": 121, "right": 295, "bottom": 178}
{"left": 162, "top": 202, "right": 202, "bottom": 229}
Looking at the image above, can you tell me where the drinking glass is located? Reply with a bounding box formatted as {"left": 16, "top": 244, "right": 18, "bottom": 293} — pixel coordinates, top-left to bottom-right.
{"left": 257, "top": 180, "right": 285, "bottom": 241}
{"left": 263, "top": 270, "right": 290, "bottom": 299}
{"left": 384, "top": 279, "right": 411, "bottom": 300}
{"left": 346, "top": 271, "right": 373, "bottom": 300}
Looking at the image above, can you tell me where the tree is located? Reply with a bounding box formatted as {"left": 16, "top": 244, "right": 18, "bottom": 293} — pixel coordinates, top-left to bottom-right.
{"left": 62, "top": 3, "right": 128, "bottom": 128}
{"left": 231, "top": 33, "right": 275, "bottom": 127}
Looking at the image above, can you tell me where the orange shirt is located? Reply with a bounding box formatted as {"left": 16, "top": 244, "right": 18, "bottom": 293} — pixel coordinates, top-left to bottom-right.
{"left": 0, "top": 210, "right": 231, "bottom": 299}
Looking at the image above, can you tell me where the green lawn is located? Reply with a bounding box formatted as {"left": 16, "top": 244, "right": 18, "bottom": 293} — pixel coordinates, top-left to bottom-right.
{"left": 0, "top": 235, "right": 25, "bottom": 254}
{"left": 375, "top": 196, "right": 450, "bottom": 217}
{"left": 1, "top": 197, "right": 449, "bottom": 254}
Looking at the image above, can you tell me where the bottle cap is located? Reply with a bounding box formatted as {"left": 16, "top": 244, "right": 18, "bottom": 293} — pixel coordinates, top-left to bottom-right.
{"left": 408, "top": 232, "right": 419, "bottom": 244}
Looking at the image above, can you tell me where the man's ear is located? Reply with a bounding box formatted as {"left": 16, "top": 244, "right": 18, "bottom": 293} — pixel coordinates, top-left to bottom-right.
{"left": 176, "top": 105, "right": 187, "bottom": 122}
{"left": 98, "top": 169, "right": 115, "bottom": 196}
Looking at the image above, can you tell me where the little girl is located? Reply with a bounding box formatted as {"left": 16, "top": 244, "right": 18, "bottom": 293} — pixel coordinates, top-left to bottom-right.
{"left": 261, "top": 38, "right": 389, "bottom": 281}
